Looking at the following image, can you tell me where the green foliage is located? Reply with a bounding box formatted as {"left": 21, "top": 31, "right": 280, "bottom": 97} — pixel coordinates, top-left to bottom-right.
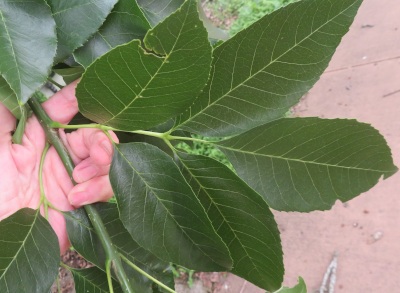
{"left": 68, "top": 266, "right": 124, "bottom": 293}
{"left": 177, "top": 152, "right": 284, "bottom": 291}
{"left": 0, "top": 0, "right": 57, "bottom": 104}
{"left": 176, "top": 136, "right": 234, "bottom": 170}
{"left": 110, "top": 142, "right": 233, "bottom": 272}
{"left": 0, "top": 208, "right": 59, "bottom": 292}
{"left": 0, "top": 0, "right": 396, "bottom": 292}
{"left": 217, "top": 117, "right": 398, "bottom": 212}
{"left": 204, "top": 0, "right": 296, "bottom": 36}
{"left": 76, "top": 0, "right": 212, "bottom": 131}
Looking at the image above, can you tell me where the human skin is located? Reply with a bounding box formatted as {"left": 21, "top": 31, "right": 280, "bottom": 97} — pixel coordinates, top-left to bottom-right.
{"left": 0, "top": 80, "right": 118, "bottom": 254}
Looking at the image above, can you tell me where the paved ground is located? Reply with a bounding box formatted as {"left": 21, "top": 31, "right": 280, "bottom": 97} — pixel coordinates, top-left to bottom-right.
{"left": 181, "top": 0, "right": 400, "bottom": 292}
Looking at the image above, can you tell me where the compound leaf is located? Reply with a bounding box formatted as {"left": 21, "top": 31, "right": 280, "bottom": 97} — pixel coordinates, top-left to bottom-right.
{"left": 216, "top": 117, "right": 398, "bottom": 212}
{"left": 76, "top": 0, "right": 212, "bottom": 132}
{"left": 0, "top": 208, "right": 60, "bottom": 292}
{"left": 64, "top": 203, "right": 174, "bottom": 293}
{"left": 0, "top": 0, "right": 56, "bottom": 104}
{"left": 274, "top": 277, "right": 307, "bottom": 293}
{"left": 174, "top": 0, "right": 364, "bottom": 137}
{"left": 47, "top": 0, "right": 118, "bottom": 63}
{"left": 69, "top": 266, "right": 123, "bottom": 293}
{"left": 176, "top": 152, "right": 283, "bottom": 291}
{"left": 110, "top": 143, "right": 233, "bottom": 272}
{"left": 74, "top": 0, "right": 151, "bottom": 68}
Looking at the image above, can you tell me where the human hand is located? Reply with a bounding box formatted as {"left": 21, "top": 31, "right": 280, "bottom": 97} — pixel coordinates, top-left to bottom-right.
{"left": 0, "top": 80, "right": 118, "bottom": 254}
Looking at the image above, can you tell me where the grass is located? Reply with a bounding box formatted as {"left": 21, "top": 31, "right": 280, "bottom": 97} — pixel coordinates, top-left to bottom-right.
{"left": 203, "top": 0, "right": 296, "bottom": 36}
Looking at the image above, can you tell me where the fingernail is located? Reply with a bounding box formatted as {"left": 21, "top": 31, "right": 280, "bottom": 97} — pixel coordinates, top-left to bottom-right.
{"left": 77, "top": 165, "right": 98, "bottom": 182}
{"left": 70, "top": 192, "right": 89, "bottom": 206}
{"left": 101, "top": 140, "right": 112, "bottom": 157}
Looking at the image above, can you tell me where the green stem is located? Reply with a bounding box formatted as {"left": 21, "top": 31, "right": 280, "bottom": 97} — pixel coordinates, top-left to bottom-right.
{"left": 106, "top": 259, "right": 114, "bottom": 293}
{"left": 47, "top": 77, "right": 65, "bottom": 89}
{"left": 40, "top": 143, "right": 51, "bottom": 219}
{"left": 57, "top": 275, "right": 61, "bottom": 293}
{"left": 53, "top": 122, "right": 212, "bottom": 144}
{"left": 28, "top": 95, "right": 135, "bottom": 293}
{"left": 120, "top": 254, "right": 177, "bottom": 293}
{"left": 11, "top": 106, "right": 28, "bottom": 145}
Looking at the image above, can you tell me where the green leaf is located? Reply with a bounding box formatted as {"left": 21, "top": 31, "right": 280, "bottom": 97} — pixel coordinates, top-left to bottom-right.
{"left": 274, "top": 277, "right": 307, "bottom": 293}
{"left": 64, "top": 203, "right": 175, "bottom": 293}
{"left": 47, "top": 0, "right": 118, "bottom": 63}
{"left": 216, "top": 117, "right": 398, "bottom": 212}
{"left": 0, "top": 0, "right": 57, "bottom": 104}
{"left": 69, "top": 266, "right": 123, "bottom": 293}
{"left": 73, "top": 0, "right": 151, "bottom": 68}
{"left": 137, "top": 0, "right": 185, "bottom": 27}
{"left": 176, "top": 152, "right": 283, "bottom": 291}
{"left": 110, "top": 143, "right": 233, "bottom": 272}
{"left": 0, "top": 208, "right": 60, "bottom": 292}
{"left": 53, "top": 66, "right": 85, "bottom": 85}
{"left": 76, "top": 0, "right": 212, "bottom": 131}
{"left": 174, "top": 0, "right": 364, "bottom": 137}
{"left": 0, "top": 76, "right": 25, "bottom": 119}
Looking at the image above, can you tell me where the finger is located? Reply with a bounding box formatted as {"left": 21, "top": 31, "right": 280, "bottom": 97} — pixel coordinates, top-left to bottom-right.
{"left": 73, "top": 157, "right": 110, "bottom": 184}
{"left": 68, "top": 175, "right": 114, "bottom": 207}
{"left": 42, "top": 79, "right": 79, "bottom": 124}
{"left": 48, "top": 209, "right": 71, "bottom": 254}
{"left": 0, "top": 101, "right": 16, "bottom": 137}
{"left": 63, "top": 128, "right": 119, "bottom": 165}
{"left": 43, "top": 147, "right": 75, "bottom": 212}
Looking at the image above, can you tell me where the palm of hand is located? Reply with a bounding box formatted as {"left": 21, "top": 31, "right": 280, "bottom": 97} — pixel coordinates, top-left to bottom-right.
{"left": 0, "top": 81, "right": 117, "bottom": 253}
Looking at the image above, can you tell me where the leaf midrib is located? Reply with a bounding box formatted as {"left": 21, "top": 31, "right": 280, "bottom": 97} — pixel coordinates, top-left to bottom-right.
{"left": 217, "top": 144, "right": 394, "bottom": 173}
{"left": 102, "top": 3, "right": 190, "bottom": 125}
{"left": 115, "top": 146, "right": 225, "bottom": 268}
{"left": 177, "top": 0, "right": 359, "bottom": 128}
{"left": 0, "top": 209, "right": 40, "bottom": 283}
{"left": 178, "top": 156, "right": 280, "bottom": 284}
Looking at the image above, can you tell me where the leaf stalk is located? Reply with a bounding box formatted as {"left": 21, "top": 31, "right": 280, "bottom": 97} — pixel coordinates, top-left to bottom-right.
{"left": 120, "top": 254, "right": 177, "bottom": 293}
{"left": 28, "top": 95, "right": 135, "bottom": 293}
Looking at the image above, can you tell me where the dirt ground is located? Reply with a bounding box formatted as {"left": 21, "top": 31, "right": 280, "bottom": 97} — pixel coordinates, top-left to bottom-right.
{"left": 54, "top": 0, "right": 400, "bottom": 292}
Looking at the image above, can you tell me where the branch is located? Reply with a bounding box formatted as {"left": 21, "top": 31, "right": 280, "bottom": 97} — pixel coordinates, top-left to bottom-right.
{"left": 28, "top": 94, "right": 135, "bottom": 293}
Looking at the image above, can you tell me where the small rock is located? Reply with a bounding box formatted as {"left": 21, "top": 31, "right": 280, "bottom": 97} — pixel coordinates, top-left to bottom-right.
{"left": 353, "top": 223, "right": 359, "bottom": 227}
{"left": 367, "top": 231, "right": 383, "bottom": 244}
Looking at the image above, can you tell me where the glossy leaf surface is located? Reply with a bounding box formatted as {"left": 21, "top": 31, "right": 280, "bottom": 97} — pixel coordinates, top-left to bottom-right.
{"left": 175, "top": 0, "right": 364, "bottom": 137}
{"left": 74, "top": 0, "right": 151, "bottom": 68}
{"left": 47, "top": 0, "right": 118, "bottom": 63}
{"left": 0, "top": 0, "right": 56, "bottom": 104}
{"left": 176, "top": 152, "right": 283, "bottom": 291}
{"left": 0, "top": 208, "right": 59, "bottom": 292}
{"left": 217, "top": 118, "right": 398, "bottom": 212}
{"left": 64, "top": 203, "right": 174, "bottom": 293}
{"left": 69, "top": 266, "right": 123, "bottom": 293}
{"left": 76, "top": 0, "right": 212, "bottom": 131}
{"left": 110, "top": 143, "right": 232, "bottom": 271}
{"left": 275, "top": 277, "right": 307, "bottom": 293}
{"left": 0, "top": 76, "right": 25, "bottom": 119}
